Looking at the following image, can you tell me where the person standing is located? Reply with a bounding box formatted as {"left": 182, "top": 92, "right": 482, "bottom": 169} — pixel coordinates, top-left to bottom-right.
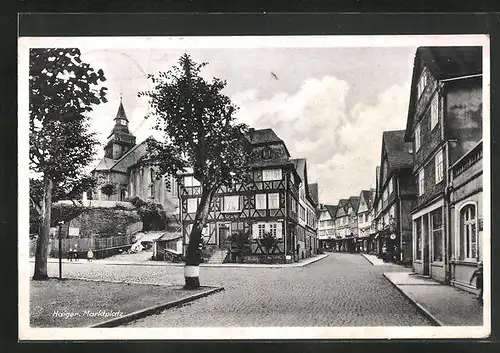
{"left": 68, "top": 248, "right": 73, "bottom": 261}
{"left": 87, "top": 248, "right": 94, "bottom": 262}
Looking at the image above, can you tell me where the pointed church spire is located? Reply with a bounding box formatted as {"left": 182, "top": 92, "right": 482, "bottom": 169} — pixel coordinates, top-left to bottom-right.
{"left": 115, "top": 98, "right": 128, "bottom": 122}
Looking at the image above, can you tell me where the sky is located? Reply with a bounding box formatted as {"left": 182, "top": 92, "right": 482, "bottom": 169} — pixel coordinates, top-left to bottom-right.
{"left": 81, "top": 46, "right": 418, "bottom": 205}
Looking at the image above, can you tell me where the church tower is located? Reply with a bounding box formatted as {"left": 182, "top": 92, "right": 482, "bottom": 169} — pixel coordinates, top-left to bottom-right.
{"left": 104, "top": 99, "right": 137, "bottom": 160}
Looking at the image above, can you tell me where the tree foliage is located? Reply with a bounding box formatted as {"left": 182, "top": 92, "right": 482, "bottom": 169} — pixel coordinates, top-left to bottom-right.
{"left": 30, "top": 48, "right": 107, "bottom": 280}
{"left": 128, "top": 196, "right": 167, "bottom": 231}
{"left": 139, "top": 54, "right": 251, "bottom": 287}
{"left": 100, "top": 182, "right": 118, "bottom": 200}
{"left": 30, "top": 48, "right": 107, "bottom": 183}
{"left": 258, "top": 232, "right": 279, "bottom": 256}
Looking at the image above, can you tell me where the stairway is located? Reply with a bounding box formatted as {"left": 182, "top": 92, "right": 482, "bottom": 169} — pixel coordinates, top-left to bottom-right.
{"left": 207, "top": 249, "right": 228, "bottom": 264}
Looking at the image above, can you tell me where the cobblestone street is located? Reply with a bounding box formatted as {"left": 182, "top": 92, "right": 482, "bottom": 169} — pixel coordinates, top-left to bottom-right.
{"left": 35, "top": 252, "right": 433, "bottom": 327}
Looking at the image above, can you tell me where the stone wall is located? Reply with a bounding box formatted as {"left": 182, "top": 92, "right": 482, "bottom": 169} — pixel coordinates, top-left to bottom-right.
{"left": 67, "top": 208, "right": 142, "bottom": 237}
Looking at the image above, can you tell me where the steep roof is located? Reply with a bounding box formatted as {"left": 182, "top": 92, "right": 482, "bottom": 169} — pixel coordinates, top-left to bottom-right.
{"left": 291, "top": 158, "right": 307, "bottom": 184}
{"left": 383, "top": 130, "right": 413, "bottom": 171}
{"left": 94, "top": 157, "right": 116, "bottom": 171}
{"left": 325, "top": 205, "right": 338, "bottom": 218}
{"left": 358, "top": 190, "right": 373, "bottom": 212}
{"left": 336, "top": 199, "right": 349, "bottom": 216}
{"left": 405, "top": 46, "right": 482, "bottom": 141}
{"left": 348, "top": 196, "right": 360, "bottom": 211}
{"left": 247, "top": 128, "right": 283, "bottom": 145}
{"left": 308, "top": 183, "right": 319, "bottom": 206}
{"left": 115, "top": 100, "right": 129, "bottom": 122}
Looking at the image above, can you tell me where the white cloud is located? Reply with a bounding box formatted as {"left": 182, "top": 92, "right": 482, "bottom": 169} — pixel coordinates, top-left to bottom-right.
{"left": 232, "top": 78, "right": 411, "bottom": 205}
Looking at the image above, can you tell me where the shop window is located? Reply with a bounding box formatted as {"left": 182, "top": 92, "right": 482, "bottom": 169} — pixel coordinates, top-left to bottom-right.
{"left": 460, "top": 204, "right": 477, "bottom": 260}
{"left": 431, "top": 208, "right": 443, "bottom": 262}
{"left": 415, "top": 218, "right": 422, "bottom": 260}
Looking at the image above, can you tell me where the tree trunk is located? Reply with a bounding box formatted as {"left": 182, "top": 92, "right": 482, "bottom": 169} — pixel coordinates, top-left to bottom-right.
{"left": 33, "top": 177, "right": 53, "bottom": 280}
{"left": 184, "top": 184, "right": 216, "bottom": 289}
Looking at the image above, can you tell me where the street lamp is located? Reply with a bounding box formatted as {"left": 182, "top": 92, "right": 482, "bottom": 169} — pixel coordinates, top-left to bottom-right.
{"left": 58, "top": 220, "right": 64, "bottom": 280}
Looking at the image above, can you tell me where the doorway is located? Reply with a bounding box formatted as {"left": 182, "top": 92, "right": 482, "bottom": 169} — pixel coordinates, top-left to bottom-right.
{"left": 218, "top": 223, "right": 230, "bottom": 249}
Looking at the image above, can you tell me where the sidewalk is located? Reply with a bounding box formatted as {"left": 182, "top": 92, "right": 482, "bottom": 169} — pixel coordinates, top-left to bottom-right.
{"left": 384, "top": 272, "right": 483, "bottom": 326}
{"left": 361, "top": 253, "right": 403, "bottom": 267}
{"left": 29, "top": 253, "right": 328, "bottom": 268}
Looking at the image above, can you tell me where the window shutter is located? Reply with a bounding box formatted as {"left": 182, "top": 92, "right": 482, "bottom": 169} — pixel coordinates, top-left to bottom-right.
{"left": 252, "top": 224, "right": 259, "bottom": 239}
{"left": 276, "top": 222, "right": 283, "bottom": 239}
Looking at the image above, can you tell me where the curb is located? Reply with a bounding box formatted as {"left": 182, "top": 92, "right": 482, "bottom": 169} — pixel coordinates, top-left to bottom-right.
{"left": 89, "top": 286, "right": 224, "bottom": 328}
{"left": 361, "top": 253, "right": 377, "bottom": 266}
{"left": 382, "top": 273, "right": 443, "bottom": 326}
{"left": 34, "top": 254, "right": 328, "bottom": 269}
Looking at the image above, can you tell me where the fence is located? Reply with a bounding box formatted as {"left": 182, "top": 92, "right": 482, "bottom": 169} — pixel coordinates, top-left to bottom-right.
{"left": 49, "top": 234, "right": 135, "bottom": 253}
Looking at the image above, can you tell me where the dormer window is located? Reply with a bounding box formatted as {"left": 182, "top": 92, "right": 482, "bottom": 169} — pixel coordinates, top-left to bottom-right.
{"left": 262, "top": 148, "right": 271, "bottom": 160}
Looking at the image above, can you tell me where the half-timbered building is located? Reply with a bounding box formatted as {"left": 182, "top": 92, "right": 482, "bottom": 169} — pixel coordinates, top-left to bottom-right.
{"left": 178, "top": 128, "right": 317, "bottom": 264}
{"left": 318, "top": 205, "right": 337, "bottom": 251}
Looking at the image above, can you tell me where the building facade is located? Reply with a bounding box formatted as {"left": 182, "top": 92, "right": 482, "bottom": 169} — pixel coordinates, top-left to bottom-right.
{"left": 178, "top": 128, "right": 318, "bottom": 263}
{"left": 318, "top": 205, "right": 337, "bottom": 250}
{"left": 449, "top": 140, "right": 483, "bottom": 294}
{"left": 356, "top": 189, "right": 375, "bottom": 253}
{"left": 404, "top": 47, "right": 482, "bottom": 282}
{"left": 372, "top": 130, "right": 417, "bottom": 265}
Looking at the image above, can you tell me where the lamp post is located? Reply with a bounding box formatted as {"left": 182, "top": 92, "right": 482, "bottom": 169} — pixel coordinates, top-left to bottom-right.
{"left": 58, "top": 220, "right": 64, "bottom": 280}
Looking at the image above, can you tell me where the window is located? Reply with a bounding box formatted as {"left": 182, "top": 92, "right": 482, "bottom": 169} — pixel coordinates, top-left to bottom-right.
{"left": 415, "top": 217, "right": 422, "bottom": 260}
{"left": 269, "top": 223, "right": 277, "bottom": 237}
{"left": 262, "top": 168, "right": 282, "bottom": 181}
{"left": 430, "top": 96, "right": 439, "bottom": 129}
{"left": 291, "top": 198, "right": 297, "bottom": 213}
{"left": 258, "top": 224, "right": 266, "bottom": 238}
{"left": 460, "top": 204, "right": 477, "bottom": 260}
{"left": 255, "top": 194, "right": 267, "bottom": 210}
{"left": 383, "top": 189, "right": 388, "bottom": 202}
{"left": 300, "top": 205, "right": 306, "bottom": 220}
{"left": 262, "top": 148, "right": 271, "bottom": 160}
{"left": 417, "top": 71, "right": 427, "bottom": 97}
{"left": 223, "top": 195, "right": 240, "bottom": 212}
{"left": 415, "top": 123, "right": 421, "bottom": 151}
{"left": 253, "top": 222, "right": 282, "bottom": 239}
{"left": 418, "top": 168, "right": 425, "bottom": 196}
{"left": 435, "top": 149, "right": 444, "bottom": 183}
{"left": 431, "top": 208, "right": 443, "bottom": 262}
{"left": 187, "top": 198, "right": 198, "bottom": 213}
{"left": 388, "top": 177, "right": 393, "bottom": 195}
{"left": 268, "top": 193, "right": 279, "bottom": 209}
{"left": 184, "top": 175, "right": 201, "bottom": 187}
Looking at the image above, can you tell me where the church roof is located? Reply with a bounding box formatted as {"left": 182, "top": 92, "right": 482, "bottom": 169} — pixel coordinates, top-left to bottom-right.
{"left": 94, "top": 157, "right": 116, "bottom": 171}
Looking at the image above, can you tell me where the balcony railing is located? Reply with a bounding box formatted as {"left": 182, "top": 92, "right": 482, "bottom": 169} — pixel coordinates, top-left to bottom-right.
{"left": 451, "top": 140, "right": 483, "bottom": 179}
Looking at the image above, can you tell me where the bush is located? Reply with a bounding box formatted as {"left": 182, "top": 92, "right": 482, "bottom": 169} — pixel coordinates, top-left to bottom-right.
{"left": 127, "top": 196, "right": 167, "bottom": 231}
{"left": 51, "top": 203, "right": 88, "bottom": 226}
